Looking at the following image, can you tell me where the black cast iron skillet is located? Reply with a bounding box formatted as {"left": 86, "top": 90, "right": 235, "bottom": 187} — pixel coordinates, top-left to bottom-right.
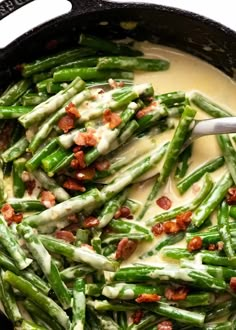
{"left": 0, "top": 0, "right": 236, "bottom": 328}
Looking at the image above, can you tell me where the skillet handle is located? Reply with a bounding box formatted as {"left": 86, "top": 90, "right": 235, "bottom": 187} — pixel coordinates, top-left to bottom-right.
{"left": 0, "top": 0, "right": 34, "bottom": 20}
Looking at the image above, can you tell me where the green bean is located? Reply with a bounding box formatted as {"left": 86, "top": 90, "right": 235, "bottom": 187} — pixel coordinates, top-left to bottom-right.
{"left": 21, "top": 93, "right": 49, "bottom": 106}
{"left": 0, "top": 216, "right": 32, "bottom": 270}
{"left": 0, "top": 80, "right": 31, "bottom": 105}
{"left": 97, "top": 56, "right": 170, "bottom": 71}
{"left": 21, "top": 320, "right": 46, "bottom": 330}
{"left": 60, "top": 264, "right": 94, "bottom": 282}
{"left": 25, "top": 137, "right": 58, "bottom": 172}
{"left": 52, "top": 57, "right": 99, "bottom": 72}
{"left": 19, "top": 77, "right": 85, "bottom": 128}
{"left": 177, "top": 156, "right": 225, "bottom": 194}
{"left": 217, "top": 134, "right": 236, "bottom": 184}
{"left": 22, "top": 47, "right": 97, "bottom": 77}
{"left": 175, "top": 144, "right": 192, "bottom": 179}
{"left": 140, "top": 105, "right": 197, "bottom": 218}
{"left": 217, "top": 200, "right": 234, "bottom": 258}
{"left": 1, "top": 137, "right": 29, "bottom": 163}
{"left": 0, "top": 269, "right": 22, "bottom": 323}
{"left": 189, "top": 91, "right": 232, "bottom": 117}
{"left": 4, "top": 271, "right": 70, "bottom": 329}
{"left": 140, "top": 231, "right": 185, "bottom": 259}
{"left": 0, "top": 105, "right": 32, "bottom": 118}
{"left": 18, "top": 224, "right": 71, "bottom": 309}
{"left": 71, "top": 279, "right": 86, "bottom": 330}
{"left": 13, "top": 157, "right": 26, "bottom": 198}
{"left": 2, "top": 198, "right": 45, "bottom": 212}
{"left": 23, "top": 299, "right": 63, "bottom": 330}
{"left": 79, "top": 34, "right": 143, "bottom": 56}
{"left": 53, "top": 67, "right": 134, "bottom": 82}
{"left": 40, "top": 234, "right": 118, "bottom": 271}
{"left": 192, "top": 172, "right": 233, "bottom": 227}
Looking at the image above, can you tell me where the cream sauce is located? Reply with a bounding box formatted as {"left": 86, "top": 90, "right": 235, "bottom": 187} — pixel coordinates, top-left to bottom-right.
{"left": 121, "top": 41, "right": 236, "bottom": 266}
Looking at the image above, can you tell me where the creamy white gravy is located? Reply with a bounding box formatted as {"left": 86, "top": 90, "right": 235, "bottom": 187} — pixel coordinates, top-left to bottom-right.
{"left": 121, "top": 41, "right": 236, "bottom": 266}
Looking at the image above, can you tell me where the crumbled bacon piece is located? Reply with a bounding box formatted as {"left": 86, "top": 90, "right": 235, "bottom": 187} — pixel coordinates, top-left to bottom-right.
{"left": 226, "top": 187, "right": 236, "bottom": 205}
{"left": 165, "top": 287, "right": 188, "bottom": 301}
{"left": 71, "top": 151, "right": 86, "bottom": 169}
{"left": 208, "top": 243, "right": 216, "bottom": 251}
{"left": 73, "top": 146, "right": 81, "bottom": 153}
{"left": 67, "top": 214, "right": 79, "bottom": 223}
{"left": 103, "top": 109, "right": 122, "bottom": 129}
{"left": 156, "top": 196, "right": 172, "bottom": 210}
{"left": 187, "top": 236, "right": 203, "bottom": 252}
{"left": 65, "top": 102, "right": 80, "bottom": 118}
{"left": 176, "top": 211, "right": 192, "bottom": 230}
{"left": 1, "top": 204, "right": 23, "bottom": 224}
{"left": 25, "top": 180, "right": 36, "bottom": 195}
{"left": 63, "top": 178, "right": 86, "bottom": 192}
{"left": 135, "top": 293, "right": 161, "bottom": 303}
{"left": 55, "top": 230, "right": 75, "bottom": 243}
{"left": 108, "top": 78, "right": 125, "bottom": 89}
{"left": 230, "top": 277, "right": 236, "bottom": 292}
{"left": 40, "top": 191, "right": 56, "bottom": 209}
{"left": 95, "top": 159, "right": 110, "bottom": 171}
{"left": 76, "top": 168, "right": 95, "bottom": 181}
{"left": 74, "top": 130, "right": 97, "bottom": 147}
{"left": 114, "top": 206, "right": 131, "bottom": 219}
{"left": 152, "top": 223, "right": 164, "bottom": 236}
{"left": 157, "top": 321, "right": 173, "bottom": 330}
{"left": 45, "top": 39, "right": 58, "bottom": 50}
{"left": 83, "top": 216, "right": 99, "bottom": 228}
{"left": 115, "top": 238, "right": 137, "bottom": 260}
{"left": 58, "top": 115, "right": 74, "bottom": 133}
{"left": 136, "top": 102, "right": 157, "bottom": 119}
{"left": 132, "top": 310, "right": 143, "bottom": 324}
{"left": 0, "top": 121, "right": 14, "bottom": 151}
{"left": 63, "top": 223, "right": 80, "bottom": 233}
{"left": 163, "top": 221, "right": 180, "bottom": 234}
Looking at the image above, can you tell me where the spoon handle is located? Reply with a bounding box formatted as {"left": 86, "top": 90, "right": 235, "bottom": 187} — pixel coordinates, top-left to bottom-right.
{"left": 192, "top": 117, "right": 236, "bottom": 138}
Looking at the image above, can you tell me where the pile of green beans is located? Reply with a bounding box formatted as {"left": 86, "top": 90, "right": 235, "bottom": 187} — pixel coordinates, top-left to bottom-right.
{"left": 0, "top": 34, "right": 236, "bottom": 330}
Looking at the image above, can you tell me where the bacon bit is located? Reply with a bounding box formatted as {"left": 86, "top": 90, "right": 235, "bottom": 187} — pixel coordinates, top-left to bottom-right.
{"left": 73, "top": 146, "right": 81, "bottom": 153}
{"left": 131, "top": 310, "right": 143, "bottom": 324}
{"left": 76, "top": 168, "right": 95, "bottom": 181}
{"left": 152, "top": 223, "right": 164, "bottom": 236}
{"left": 95, "top": 159, "right": 110, "bottom": 171}
{"left": 25, "top": 180, "right": 36, "bottom": 196}
{"left": 114, "top": 206, "right": 131, "bottom": 219}
{"left": 135, "top": 293, "right": 161, "bottom": 303}
{"left": 103, "top": 109, "right": 122, "bottom": 129}
{"left": 157, "top": 321, "right": 173, "bottom": 330}
{"left": 70, "top": 151, "right": 86, "bottom": 169}
{"left": 176, "top": 210, "right": 192, "bottom": 230}
{"left": 1, "top": 204, "right": 23, "bottom": 224}
{"left": 208, "top": 243, "right": 216, "bottom": 251}
{"left": 156, "top": 196, "right": 172, "bottom": 210}
{"left": 187, "top": 236, "right": 203, "bottom": 252}
{"left": 217, "top": 241, "right": 224, "bottom": 251}
{"left": 136, "top": 102, "right": 157, "bottom": 119}
{"left": 67, "top": 214, "right": 79, "bottom": 223}
{"left": 63, "top": 178, "right": 86, "bottom": 192}
{"left": 66, "top": 102, "right": 80, "bottom": 118}
{"left": 0, "top": 121, "right": 14, "bottom": 151}
{"left": 45, "top": 39, "right": 58, "bottom": 50}
{"left": 165, "top": 287, "right": 188, "bottom": 301}
{"left": 55, "top": 230, "right": 75, "bottom": 243}
{"left": 163, "top": 221, "right": 180, "bottom": 234}
{"left": 74, "top": 130, "right": 97, "bottom": 147}
{"left": 83, "top": 216, "right": 99, "bottom": 228}
{"left": 63, "top": 223, "right": 80, "bottom": 233}
{"left": 98, "top": 89, "right": 105, "bottom": 94}
{"left": 230, "top": 277, "right": 236, "bottom": 292}
{"left": 58, "top": 115, "right": 74, "bottom": 133}
{"left": 115, "top": 238, "right": 137, "bottom": 260}
{"left": 108, "top": 78, "right": 125, "bottom": 89}
{"left": 226, "top": 187, "right": 236, "bottom": 205}
{"left": 40, "top": 191, "right": 56, "bottom": 209}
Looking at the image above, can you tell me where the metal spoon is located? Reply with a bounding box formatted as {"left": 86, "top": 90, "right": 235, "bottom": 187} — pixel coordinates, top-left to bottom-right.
{"left": 182, "top": 117, "right": 236, "bottom": 150}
